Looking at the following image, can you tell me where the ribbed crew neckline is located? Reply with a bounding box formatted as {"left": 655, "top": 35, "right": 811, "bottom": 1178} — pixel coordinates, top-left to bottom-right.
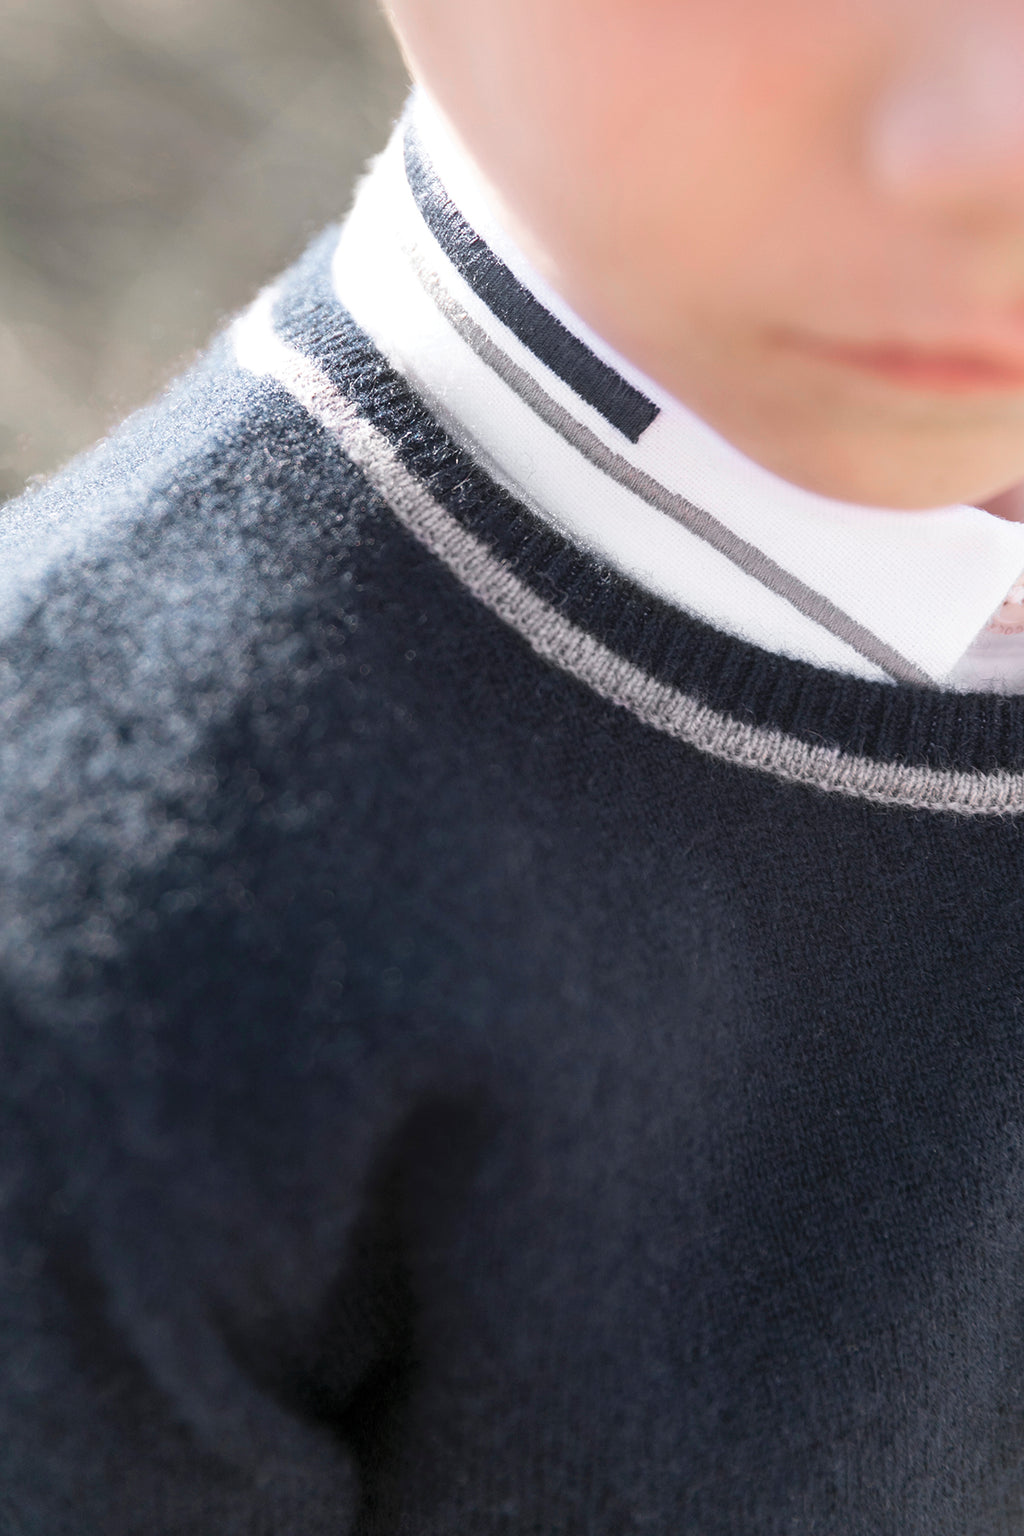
{"left": 367, "top": 335, "right": 1024, "bottom": 778}
{"left": 237, "top": 225, "right": 1024, "bottom": 803}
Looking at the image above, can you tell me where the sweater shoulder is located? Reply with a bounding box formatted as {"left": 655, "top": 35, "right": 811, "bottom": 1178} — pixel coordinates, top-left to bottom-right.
{"left": 0, "top": 332, "right": 333, "bottom": 646}
{"left": 0, "top": 321, "right": 417, "bottom": 1012}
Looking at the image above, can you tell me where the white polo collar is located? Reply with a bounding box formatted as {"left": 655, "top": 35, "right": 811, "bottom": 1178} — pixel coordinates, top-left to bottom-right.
{"left": 333, "top": 94, "right": 1024, "bottom": 689}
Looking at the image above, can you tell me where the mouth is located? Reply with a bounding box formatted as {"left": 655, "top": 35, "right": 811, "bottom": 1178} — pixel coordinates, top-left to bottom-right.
{"left": 779, "top": 331, "right": 1024, "bottom": 393}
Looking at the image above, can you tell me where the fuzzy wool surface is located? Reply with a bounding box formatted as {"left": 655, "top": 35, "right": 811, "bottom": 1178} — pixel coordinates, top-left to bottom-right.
{"left": 2, "top": 233, "right": 1024, "bottom": 1534}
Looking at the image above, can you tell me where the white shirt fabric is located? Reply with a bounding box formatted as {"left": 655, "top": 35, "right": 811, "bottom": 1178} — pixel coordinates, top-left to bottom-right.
{"left": 334, "top": 95, "right": 1024, "bottom": 692}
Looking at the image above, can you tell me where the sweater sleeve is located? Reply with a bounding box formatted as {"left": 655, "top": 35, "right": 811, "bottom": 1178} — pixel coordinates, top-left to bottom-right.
{"left": 0, "top": 800, "right": 429, "bottom": 1535}
{"left": 0, "top": 714, "right": 440, "bottom": 1534}
{"left": 0, "top": 374, "right": 449, "bottom": 1534}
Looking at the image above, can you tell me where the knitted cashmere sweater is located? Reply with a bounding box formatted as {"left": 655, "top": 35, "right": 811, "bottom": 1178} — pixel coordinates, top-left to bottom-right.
{"left": 4, "top": 227, "right": 1024, "bottom": 1536}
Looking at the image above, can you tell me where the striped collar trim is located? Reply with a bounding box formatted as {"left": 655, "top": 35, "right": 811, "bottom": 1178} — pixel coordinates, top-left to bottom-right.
{"left": 230, "top": 234, "right": 1024, "bottom": 814}
{"left": 333, "top": 98, "right": 1024, "bottom": 692}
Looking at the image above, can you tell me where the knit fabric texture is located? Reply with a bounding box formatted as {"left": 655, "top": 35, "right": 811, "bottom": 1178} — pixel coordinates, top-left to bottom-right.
{"left": 3, "top": 226, "right": 1024, "bottom": 1535}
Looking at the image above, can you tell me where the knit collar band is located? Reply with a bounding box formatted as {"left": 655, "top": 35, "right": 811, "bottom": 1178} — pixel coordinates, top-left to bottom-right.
{"left": 227, "top": 222, "right": 1024, "bottom": 813}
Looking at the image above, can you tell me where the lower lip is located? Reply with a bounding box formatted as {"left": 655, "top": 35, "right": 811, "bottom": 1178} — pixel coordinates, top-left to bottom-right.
{"left": 789, "top": 337, "right": 1024, "bottom": 393}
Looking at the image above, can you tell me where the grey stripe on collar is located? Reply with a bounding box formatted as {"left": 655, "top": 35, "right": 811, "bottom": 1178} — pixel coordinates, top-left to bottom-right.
{"left": 232, "top": 287, "right": 1024, "bottom": 815}
{"left": 404, "top": 241, "right": 931, "bottom": 689}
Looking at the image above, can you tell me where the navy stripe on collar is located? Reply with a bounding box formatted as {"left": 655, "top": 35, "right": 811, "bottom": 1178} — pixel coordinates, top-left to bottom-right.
{"left": 403, "top": 124, "right": 660, "bottom": 445}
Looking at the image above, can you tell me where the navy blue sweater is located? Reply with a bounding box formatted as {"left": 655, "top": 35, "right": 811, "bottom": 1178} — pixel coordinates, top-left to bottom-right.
{"left": 4, "top": 227, "right": 1024, "bottom": 1535}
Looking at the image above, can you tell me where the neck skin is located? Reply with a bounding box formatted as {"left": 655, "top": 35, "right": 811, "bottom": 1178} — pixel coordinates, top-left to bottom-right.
{"left": 982, "top": 483, "right": 1024, "bottom": 521}
{"left": 417, "top": 83, "right": 1024, "bottom": 533}
{"left": 384, "top": 0, "right": 1024, "bottom": 512}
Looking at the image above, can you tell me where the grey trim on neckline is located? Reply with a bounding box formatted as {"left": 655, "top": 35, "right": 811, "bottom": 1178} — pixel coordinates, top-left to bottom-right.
{"left": 404, "top": 242, "right": 932, "bottom": 689}
{"left": 232, "top": 286, "right": 1024, "bottom": 816}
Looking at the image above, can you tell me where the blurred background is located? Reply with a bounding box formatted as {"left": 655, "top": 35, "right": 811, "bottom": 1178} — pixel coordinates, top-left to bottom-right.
{"left": 0, "top": 0, "right": 408, "bottom": 502}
